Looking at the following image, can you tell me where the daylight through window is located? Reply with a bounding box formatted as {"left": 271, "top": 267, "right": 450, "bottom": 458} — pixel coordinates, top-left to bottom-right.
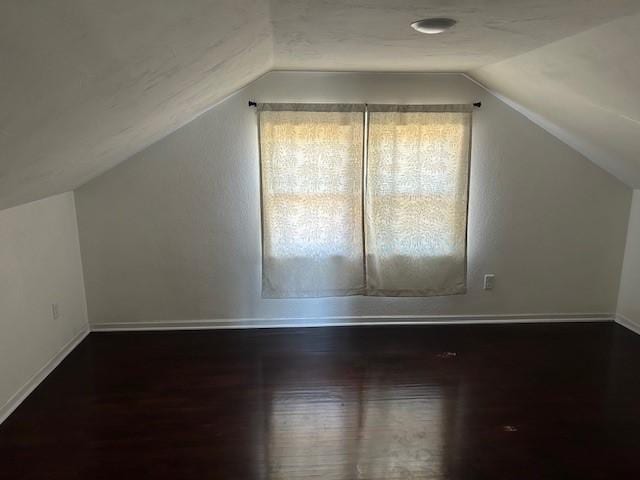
{"left": 258, "top": 103, "right": 471, "bottom": 298}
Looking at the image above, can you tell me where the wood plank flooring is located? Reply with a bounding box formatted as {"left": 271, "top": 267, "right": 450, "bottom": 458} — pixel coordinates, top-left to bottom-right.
{"left": 1, "top": 323, "right": 640, "bottom": 479}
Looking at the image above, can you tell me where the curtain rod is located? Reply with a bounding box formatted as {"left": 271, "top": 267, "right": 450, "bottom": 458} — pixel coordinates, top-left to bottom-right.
{"left": 248, "top": 101, "right": 481, "bottom": 108}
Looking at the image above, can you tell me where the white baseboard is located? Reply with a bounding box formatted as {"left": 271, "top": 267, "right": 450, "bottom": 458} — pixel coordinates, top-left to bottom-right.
{"left": 0, "top": 326, "right": 90, "bottom": 425}
{"left": 615, "top": 314, "right": 640, "bottom": 335}
{"left": 91, "top": 313, "right": 614, "bottom": 332}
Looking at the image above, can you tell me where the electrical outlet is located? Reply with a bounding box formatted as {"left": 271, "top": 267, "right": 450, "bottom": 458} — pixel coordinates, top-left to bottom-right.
{"left": 483, "top": 274, "right": 496, "bottom": 291}
{"left": 51, "top": 303, "right": 60, "bottom": 320}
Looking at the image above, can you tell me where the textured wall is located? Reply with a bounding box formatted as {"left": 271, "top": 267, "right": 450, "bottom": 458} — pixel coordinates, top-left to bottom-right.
{"left": 75, "top": 72, "right": 631, "bottom": 326}
{"left": 0, "top": 192, "right": 88, "bottom": 415}
{"left": 617, "top": 190, "right": 640, "bottom": 324}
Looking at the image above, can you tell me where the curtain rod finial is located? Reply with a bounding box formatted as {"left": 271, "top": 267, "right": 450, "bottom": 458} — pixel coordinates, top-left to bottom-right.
{"left": 473, "top": 102, "right": 482, "bottom": 108}
{"left": 248, "top": 101, "right": 257, "bottom": 107}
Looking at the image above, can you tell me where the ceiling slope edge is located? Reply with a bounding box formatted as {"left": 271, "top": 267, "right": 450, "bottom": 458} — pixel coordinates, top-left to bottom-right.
{"left": 468, "top": 12, "right": 640, "bottom": 189}
{"left": 464, "top": 73, "right": 636, "bottom": 189}
{"left": 0, "top": 0, "right": 275, "bottom": 212}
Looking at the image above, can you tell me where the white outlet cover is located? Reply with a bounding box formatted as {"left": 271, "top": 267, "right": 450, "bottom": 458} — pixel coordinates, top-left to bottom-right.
{"left": 483, "top": 274, "right": 496, "bottom": 291}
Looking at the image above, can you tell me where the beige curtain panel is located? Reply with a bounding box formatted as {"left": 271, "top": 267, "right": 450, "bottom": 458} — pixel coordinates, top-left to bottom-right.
{"left": 259, "top": 104, "right": 366, "bottom": 298}
{"left": 365, "top": 106, "right": 472, "bottom": 296}
{"left": 257, "top": 103, "right": 472, "bottom": 298}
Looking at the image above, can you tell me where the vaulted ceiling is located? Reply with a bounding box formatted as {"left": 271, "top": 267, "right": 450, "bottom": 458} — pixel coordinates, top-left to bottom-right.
{"left": 0, "top": 0, "right": 273, "bottom": 209}
{"left": 472, "top": 11, "right": 640, "bottom": 186}
{"left": 2, "top": 0, "right": 640, "bottom": 209}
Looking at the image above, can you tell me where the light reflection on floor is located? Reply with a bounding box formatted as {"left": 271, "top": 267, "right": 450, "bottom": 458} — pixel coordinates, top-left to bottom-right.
{"left": 265, "top": 359, "right": 446, "bottom": 480}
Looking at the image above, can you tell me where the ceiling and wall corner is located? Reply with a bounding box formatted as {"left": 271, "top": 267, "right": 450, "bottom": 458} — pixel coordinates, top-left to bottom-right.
{"left": 0, "top": 0, "right": 274, "bottom": 210}
{"left": 1, "top": 0, "right": 640, "bottom": 210}
{"left": 471, "top": 12, "right": 640, "bottom": 187}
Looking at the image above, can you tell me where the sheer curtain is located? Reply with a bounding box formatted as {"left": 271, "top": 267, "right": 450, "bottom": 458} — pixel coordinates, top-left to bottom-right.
{"left": 258, "top": 104, "right": 366, "bottom": 298}
{"left": 258, "top": 103, "right": 471, "bottom": 298}
{"left": 365, "top": 105, "right": 472, "bottom": 296}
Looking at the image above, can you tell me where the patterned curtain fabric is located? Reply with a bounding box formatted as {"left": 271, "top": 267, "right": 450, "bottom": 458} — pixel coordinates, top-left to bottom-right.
{"left": 365, "top": 106, "right": 472, "bottom": 296}
{"left": 257, "top": 103, "right": 471, "bottom": 298}
{"left": 259, "top": 104, "right": 366, "bottom": 298}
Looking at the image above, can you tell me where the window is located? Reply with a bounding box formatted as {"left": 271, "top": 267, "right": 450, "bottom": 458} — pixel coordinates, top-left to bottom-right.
{"left": 258, "top": 103, "right": 471, "bottom": 298}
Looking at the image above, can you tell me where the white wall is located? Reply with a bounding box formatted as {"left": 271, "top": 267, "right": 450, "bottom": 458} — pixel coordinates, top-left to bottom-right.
{"left": 75, "top": 72, "right": 632, "bottom": 326}
{"left": 617, "top": 190, "right": 640, "bottom": 327}
{"left": 0, "top": 192, "right": 88, "bottom": 419}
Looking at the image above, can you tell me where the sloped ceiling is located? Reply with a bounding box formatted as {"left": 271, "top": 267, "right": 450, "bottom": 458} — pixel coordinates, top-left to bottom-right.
{"left": 0, "top": 0, "right": 273, "bottom": 210}
{"left": 472, "top": 11, "right": 640, "bottom": 187}
{"left": 2, "top": 0, "right": 640, "bottom": 209}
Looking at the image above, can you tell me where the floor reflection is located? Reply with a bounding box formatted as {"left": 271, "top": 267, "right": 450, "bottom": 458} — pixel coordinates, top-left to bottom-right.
{"left": 356, "top": 387, "right": 444, "bottom": 479}
{"left": 267, "top": 387, "right": 357, "bottom": 480}
{"left": 264, "top": 355, "right": 450, "bottom": 480}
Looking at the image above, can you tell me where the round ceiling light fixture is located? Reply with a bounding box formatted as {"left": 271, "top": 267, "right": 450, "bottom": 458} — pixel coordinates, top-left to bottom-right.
{"left": 411, "top": 17, "right": 457, "bottom": 34}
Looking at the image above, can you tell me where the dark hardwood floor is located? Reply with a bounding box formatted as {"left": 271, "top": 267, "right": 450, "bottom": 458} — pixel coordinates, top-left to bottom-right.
{"left": 1, "top": 323, "right": 640, "bottom": 479}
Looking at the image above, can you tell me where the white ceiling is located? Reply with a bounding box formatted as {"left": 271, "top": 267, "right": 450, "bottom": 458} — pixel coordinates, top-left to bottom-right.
{"left": 2, "top": 0, "right": 640, "bottom": 209}
{"left": 272, "top": 0, "right": 639, "bottom": 71}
